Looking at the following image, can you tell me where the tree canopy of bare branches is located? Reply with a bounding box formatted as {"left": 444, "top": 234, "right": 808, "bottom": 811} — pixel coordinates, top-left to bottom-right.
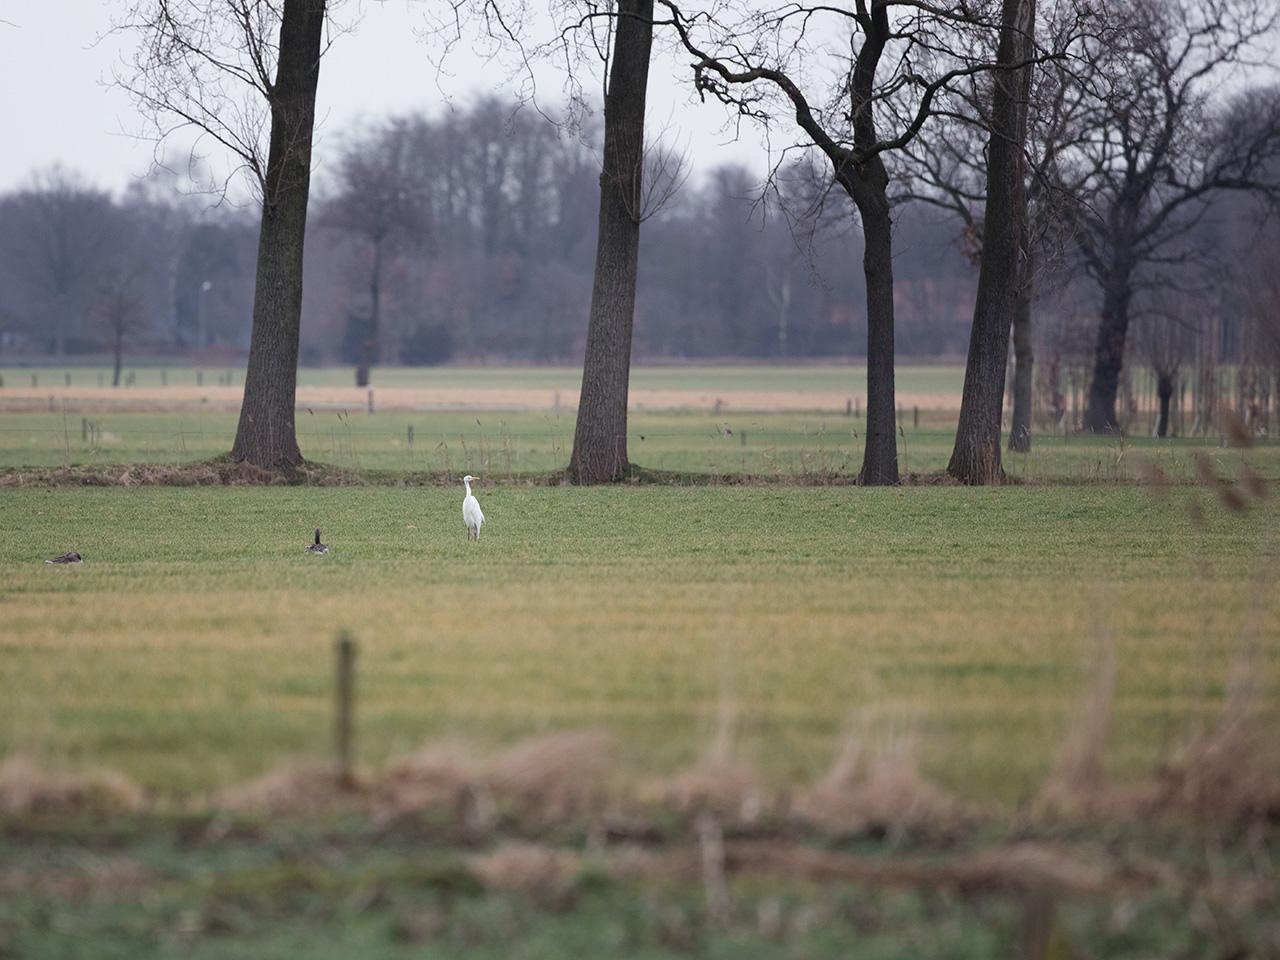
{"left": 118, "top": 0, "right": 333, "bottom": 473}
{"left": 654, "top": 0, "right": 1082, "bottom": 484}
{"left": 1058, "top": 0, "right": 1280, "bottom": 434}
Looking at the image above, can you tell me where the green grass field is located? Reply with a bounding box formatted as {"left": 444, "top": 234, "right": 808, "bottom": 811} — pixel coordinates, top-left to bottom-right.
{"left": 2, "top": 483, "right": 1275, "bottom": 802}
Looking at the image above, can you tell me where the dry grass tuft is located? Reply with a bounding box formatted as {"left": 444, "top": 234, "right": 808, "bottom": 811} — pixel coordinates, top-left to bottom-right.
{"left": 0, "top": 756, "right": 145, "bottom": 815}
{"left": 1145, "top": 676, "right": 1280, "bottom": 821}
{"left": 1037, "top": 637, "right": 1280, "bottom": 823}
{"left": 481, "top": 731, "right": 615, "bottom": 819}
{"left": 373, "top": 742, "right": 480, "bottom": 816}
{"left": 792, "top": 725, "right": 963, "bottom": 834}
{"left": 468, "top": 842, "right": 583, "bottom": 897}
{"left": 642, "top": 762, "right": 768, "bottom": 821}
{"left": 217, "top": 762, "right": 364, "bottom": 816}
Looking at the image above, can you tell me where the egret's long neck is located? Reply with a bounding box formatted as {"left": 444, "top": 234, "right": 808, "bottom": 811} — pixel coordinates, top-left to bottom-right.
{"left": 464, "top": 480, "right": 472, "bottom": 497}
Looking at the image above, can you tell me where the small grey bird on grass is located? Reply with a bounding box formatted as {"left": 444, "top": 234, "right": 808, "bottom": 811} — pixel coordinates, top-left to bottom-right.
{"left": 306, "top": 529, "right": 329, "bottom": 554}
{"left": 45, "top": 552, "right": 83, "bottom": 564}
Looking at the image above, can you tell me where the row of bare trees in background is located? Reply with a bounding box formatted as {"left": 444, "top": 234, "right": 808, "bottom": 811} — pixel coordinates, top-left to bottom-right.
{"left": 1, "top": 0, "right": 1278, "bottom": 482}
{"left": 0, "top": 133, "right": 978, "bottom": 364}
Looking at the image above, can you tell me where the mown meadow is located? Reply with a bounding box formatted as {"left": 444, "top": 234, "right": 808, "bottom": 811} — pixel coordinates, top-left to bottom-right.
{"left": 1, "top": 366, "right": 1277, "bottom": 959}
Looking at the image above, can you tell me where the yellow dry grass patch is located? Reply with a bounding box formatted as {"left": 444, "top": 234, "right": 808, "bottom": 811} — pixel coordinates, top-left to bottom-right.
{"left": 0, "top": 384, "right": 965, "bottom": 414}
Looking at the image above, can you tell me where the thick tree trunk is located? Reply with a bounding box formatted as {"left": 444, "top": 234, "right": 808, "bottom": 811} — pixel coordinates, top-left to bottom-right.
{"left": 837, "top": 2, "right": 898, "bottom": 485}
{"left": 568, "top": 0, "right": 653, "bottom": 484}
{"left": 851, "top": 179, "right": 899, "bottom": 486}
{"left": 1008, "top": 251, "right": 1034, "bottom": 453}
{"left": 1083, "top": 273, "right": 1132, "bottom": 434}
{"left": 1155, "top": 372, "right": 1173, "bottom": 437}
{"left": 230, "top": 0, "right": 326, "bottom": 473}
{"left": 949, "top": 0, "right": 1037, "bottom": 483}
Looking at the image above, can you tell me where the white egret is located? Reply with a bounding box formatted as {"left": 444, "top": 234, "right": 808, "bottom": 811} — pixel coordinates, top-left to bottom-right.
{"left": 462, "top": 475, "right": 484, "bottom": 541}
{"left": 306, "top": 529, "right": 329, "bottom": 554}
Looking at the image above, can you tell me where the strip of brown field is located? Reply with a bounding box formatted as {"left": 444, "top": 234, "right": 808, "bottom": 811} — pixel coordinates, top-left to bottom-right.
{"left": 0, "top": 385, "right": 966, "bottom": 414}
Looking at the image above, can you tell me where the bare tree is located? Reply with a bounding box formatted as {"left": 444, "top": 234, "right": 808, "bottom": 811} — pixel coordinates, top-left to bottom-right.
{"left": 898, "top": 6, "right": 1091, "bottom": 458}
{"left": 119, "top": 0, "right": 332, "bottom": 473}
{"left": 657, "top": 0, "right": 1073, "bottom": 484}
{"left": 94, "top": 201, "right": 168, "bottom": 386}
{"left": 323, "top": 118, "right": 428, "bottom": 386}
{"left": 1061, "top": 0, "right": 1280, "bottom": 434}
{"left": 0, "top": 169, "right": 115, "bottom": 357}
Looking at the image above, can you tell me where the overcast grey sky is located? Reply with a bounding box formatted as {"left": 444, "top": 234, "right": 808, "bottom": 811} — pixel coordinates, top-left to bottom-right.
{"left": 0, "top": 0, "right": 768, "bottom": 196}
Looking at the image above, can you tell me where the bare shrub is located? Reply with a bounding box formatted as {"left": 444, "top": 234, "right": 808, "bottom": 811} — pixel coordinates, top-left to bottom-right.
{"left": 482, "top": 731, "right": 614, "bottom": 819}
{"left": 217, "top": 762, "right": 362, "bottom": 816}
{"left": 642, "top": 762, "right": 767, "bottom": 822}
{"left": 1145, "top": 653, "right": 1280, "bottom": 821}
{"left": 792, "top": 722, "right": 963, "bottom": 834}
{"left": 374, "top": 742, "right": 480, "bottom": 817}
{"left": 0, "top": 755, "right": 145, "bottom": 815}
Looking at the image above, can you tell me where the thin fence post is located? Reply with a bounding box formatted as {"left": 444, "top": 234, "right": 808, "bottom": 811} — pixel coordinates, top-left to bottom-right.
{"left": 845, "top": 397, "right": 852, "bottom": 417}
{"left": 407, "top": 425, "right": 414, "bottom": 449}
{"left": 367, "top": 389, "right": 375, "bottom": 414}
{"left": 335, "top": 631, "right": 357, "bottom": 787}
{"left": 913, "top": 406, "right": 919, "bottom": 429}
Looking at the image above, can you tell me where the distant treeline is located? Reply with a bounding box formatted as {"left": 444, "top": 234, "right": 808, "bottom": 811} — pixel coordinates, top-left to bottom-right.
{"left": 0, "top": 97, "right": 990, "bottom": 366}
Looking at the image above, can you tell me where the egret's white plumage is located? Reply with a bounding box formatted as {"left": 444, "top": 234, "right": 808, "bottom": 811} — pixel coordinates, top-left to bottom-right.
{"left": 462, "top": 475, "right": 484, "bottom": 540}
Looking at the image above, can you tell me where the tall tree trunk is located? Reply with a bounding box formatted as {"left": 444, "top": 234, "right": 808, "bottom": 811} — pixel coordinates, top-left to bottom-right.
{"left": 839, "top": 2, "right": 898, "bottom": 485}
{"left": 1008, "top": 248, "right": 1034, "bottom": 453}
{"left": 230, "top": 0, "right": 326, "bottom": 473}
{"left": 1155, "top": 371, "right": 1173, "bottom": 437}
{"left": 849, "top": 177, "right": 899, "bottom": 485}
{"left": 948, "top": 0, "right": 1037, "bottom": 483}
{"left": 1083, "top": 273, "right": 1132, "bottom": 434}
{"left": 568, "top": 0, "right": 653, "bottom": 484}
